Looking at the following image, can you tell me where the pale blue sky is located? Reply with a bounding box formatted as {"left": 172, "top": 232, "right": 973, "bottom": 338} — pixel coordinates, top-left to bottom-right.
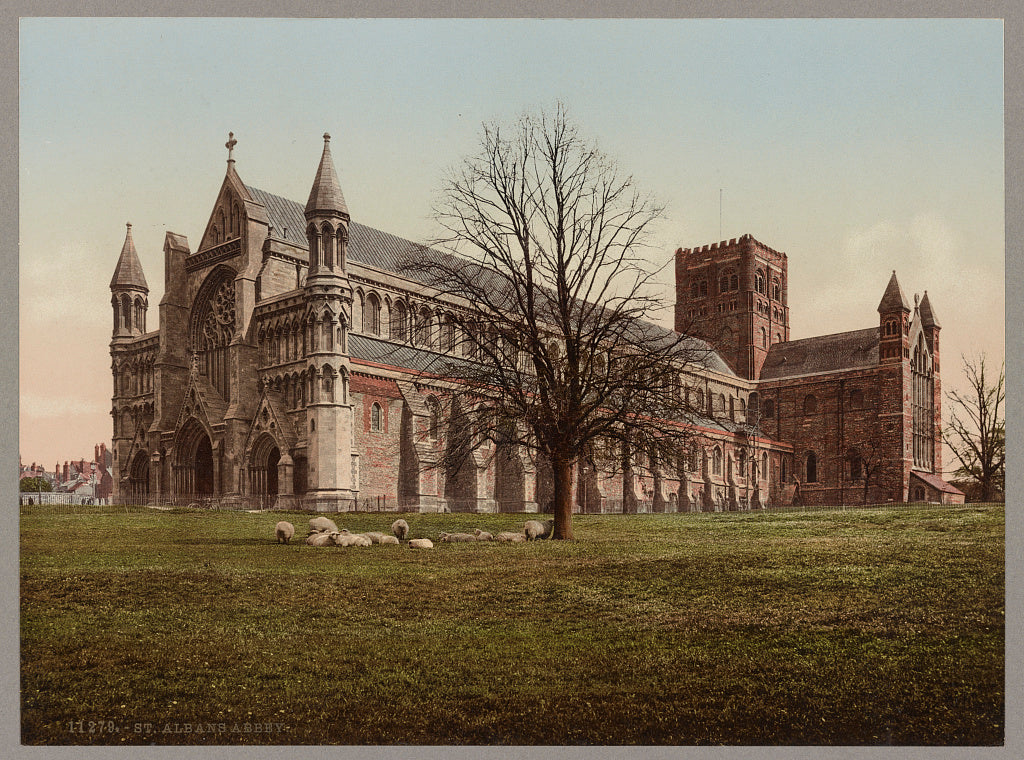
{"left": 19, "top": 17, "right": 1004, "bottom": 469}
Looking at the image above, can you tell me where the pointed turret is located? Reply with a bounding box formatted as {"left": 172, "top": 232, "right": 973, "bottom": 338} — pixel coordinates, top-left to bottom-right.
{"left": 305, "top": 133, "right": 349, "bottom": 219}
{"left": 110, "top": 222, "right": 149, "bottom": 339}
{"left": 918, "top": 290, "right": 940, "bottom": 328}
{"left": 109, "top": 223, "right": 148, "bottom": 291}
{"left": 876, "top": 270, "right": 910, "bottom": 313}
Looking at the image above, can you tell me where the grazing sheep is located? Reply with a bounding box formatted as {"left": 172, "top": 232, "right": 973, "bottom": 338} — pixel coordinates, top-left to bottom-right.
{"left": 494, "top": 531, "right": 528, "bottom": 543}
{"left": 473, "top": 528, "right": 494, "bottom": 541}
{"left": 378, "top": 535, "right": 400, "bottom": 545}
{"left": 391, "top": 519, "right": 410, "bottom": 541}
{"left": 309, "top": 516, "right": 339, "bottom": 534}
{"left": 408, "top": 538, "right": 434, "bottom": 549}
{"left": 275, "top": 521, "right": 295, "bottom": 544}
{"left": 524, "top": 519, "right": 554, "bottom": 541}
{"left": 438, "top": 531, "right": 477, "bottom": 542}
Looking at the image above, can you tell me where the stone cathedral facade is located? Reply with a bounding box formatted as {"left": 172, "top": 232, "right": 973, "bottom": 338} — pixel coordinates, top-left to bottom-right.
{"left": 108, "top": 134, "right": 963, "bottom": 511}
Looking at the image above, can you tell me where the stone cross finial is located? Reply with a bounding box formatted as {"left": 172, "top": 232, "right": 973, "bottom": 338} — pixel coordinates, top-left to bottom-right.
{"left": 226, "top": 132, "right": 238, "bottom": 162}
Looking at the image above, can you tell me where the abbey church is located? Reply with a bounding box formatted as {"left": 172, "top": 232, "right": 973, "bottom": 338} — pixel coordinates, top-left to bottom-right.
{"left": 108, "top": 134, "right": 964, "bottom": 511}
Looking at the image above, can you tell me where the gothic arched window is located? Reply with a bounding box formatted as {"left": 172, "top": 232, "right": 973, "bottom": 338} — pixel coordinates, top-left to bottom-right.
{"left": 321, "top": 223, "right": 334, "bottom": 269}
{"left": 364, "top": 292, "right": 381, "bottom": 336}
{"left": 392, "top": 301, "right": 408, "bottom": 342}
{"left": 712, "top": 446, "right": 722, "bottom": 476}
{"left": 427, "top": 396, "right": 441, "bottom": 440}
{"left": 755, "top": 270, "right": 766, "bottom": 294}
{"left": 803, "top": 394, "right": 817, "bottom": 415}
{"left": 370, "top": 402, "right": 384, "bottom": 433}
{"left": 192, "top": 273, "right": 236, "bottom": 402}
{"left": 806, "top": 452, "right": 818, "bottom": 483}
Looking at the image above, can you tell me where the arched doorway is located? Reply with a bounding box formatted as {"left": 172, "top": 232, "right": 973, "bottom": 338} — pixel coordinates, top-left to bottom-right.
{"left": 248, "top": 434, "right": 280, "bottom": 503}
{"left": 128, "top": 451, "right": 150, "bottom": 504}
{"left": 195, "top": 436, "right": 214, "bottom": 495}
{"left": 173, "top": 418, "right": 216, "bottom": 498}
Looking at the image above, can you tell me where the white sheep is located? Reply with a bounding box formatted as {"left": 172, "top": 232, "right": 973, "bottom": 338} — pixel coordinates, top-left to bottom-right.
{"left": 473, "top": 528, "right": 494, "bottom": 541}
{"left": 391, "top": 519, "right": 410, "bottom": 541}
{"left": 408, "top": 538, "right": 434, "bottom": 549}
{"left": 332, "top": 532, "right": 371, "bottom": 547}
{"left": 360, "top": 531, "right": 388, "bottom": 544}
{"left": 494, "top": 531, "right": 527, "bottom": 543}
{"left": 307, "top": 531, "right": 334, "bottom": 547}
{"left": 309, "top": 516, "right": 339, "bottom": 534}
{"left": 275, "top": 521, "right": 295, "bottom": 544}
{"left": 438, "top": 531, "right": 477, "bottom": 542}
{"left": 524, "top": 519, "right": 554, "bottom": 541}
{"left": 378, "top": 535, "right": 400, "bottom": 545}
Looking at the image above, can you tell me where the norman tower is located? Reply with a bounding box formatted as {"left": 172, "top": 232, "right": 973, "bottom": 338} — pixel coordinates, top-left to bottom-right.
{"left": 674, "top": 234, "right": 789, "bottom": 380}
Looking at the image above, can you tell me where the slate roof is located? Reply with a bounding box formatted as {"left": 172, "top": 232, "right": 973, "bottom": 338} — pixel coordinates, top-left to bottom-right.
{"left": 759, "top": 327, "right": 878, "bottom": 380}
{"left": 247, "top": 185, "right": 736, "bottom": 378}
{"left": 350, "top": 334, "right": 456, "bottom": 375}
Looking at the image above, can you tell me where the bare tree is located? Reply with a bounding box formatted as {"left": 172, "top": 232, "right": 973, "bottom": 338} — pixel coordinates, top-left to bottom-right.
{"left": 944, "top": 354, "right": 1005, "bottom": 502}
{"left": 405, "top": 106, "right": 713, "bottom": 539}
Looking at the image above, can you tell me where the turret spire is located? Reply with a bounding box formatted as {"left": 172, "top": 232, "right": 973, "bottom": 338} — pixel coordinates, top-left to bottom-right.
{"left": 919, "top": 290, "right": 940, "bottom": 328}
{"left": 305, "top": 133, "right": 349, "bottom": 218}
{"left": 877, "top": 270, "right": 909, "bottom": 313}
{"left": 109, "top": 222, "right": 148, "bottom": 291}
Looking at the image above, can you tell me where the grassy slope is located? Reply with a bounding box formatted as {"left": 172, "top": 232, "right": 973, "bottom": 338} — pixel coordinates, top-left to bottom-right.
{"left": 20, "top": 505, "right": 1004, "bottom": 745}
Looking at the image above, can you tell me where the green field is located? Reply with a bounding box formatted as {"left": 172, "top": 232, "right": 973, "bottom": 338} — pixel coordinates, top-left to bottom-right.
{"left": 20, "top": 504, "right": 1004, "bottom": 745}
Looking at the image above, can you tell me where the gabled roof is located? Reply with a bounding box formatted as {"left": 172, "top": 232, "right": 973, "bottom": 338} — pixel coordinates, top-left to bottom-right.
{"left": 877, "top": 270, "right": 910, "bottom": 313}
{"left": 760, "top": 327, "right": 878, "bottom": 380}
{"left": 110, "top": 223, "right": 148, "bottom": 290}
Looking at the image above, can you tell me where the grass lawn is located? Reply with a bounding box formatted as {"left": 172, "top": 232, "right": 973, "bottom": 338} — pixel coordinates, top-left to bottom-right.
{"left": 20, "top": 504, "right": 1004, "bottom": 745}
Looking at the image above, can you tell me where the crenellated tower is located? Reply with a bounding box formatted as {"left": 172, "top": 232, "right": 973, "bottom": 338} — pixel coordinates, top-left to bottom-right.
{"left": 302, "top": 133, "right": 358, "bottom": 510}
{"left": 674, "top": 233, "right": 789, "bottom": 380}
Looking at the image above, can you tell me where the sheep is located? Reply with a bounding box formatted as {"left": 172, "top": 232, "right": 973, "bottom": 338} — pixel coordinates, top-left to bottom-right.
{"left": 408, "top": 538, "right": 434, "bottom": 549}
{"left": 309, "top": 516, "right": 339, "bottom": 534}
{"left": 524, "top": 519, "right": 554, "bottom": 541}
{"left": 494, "top": 531, "right": 528, "bottom": 543}
{"left": 473, "top": 528, "right": 494, "bottom": 541}
{"left": 391, "top": 519, "right": 410, "bottom": 541}
{"left": 307, "top": 531, "right": 334, "bottom": 547}
{"left": 332, "top": 532, "right": 371, "bottom": 547}
{"left": 275, "top": 521, "right": 295, "bottom": 544}
{"left": 360, "top": 531, "right": 388, "bottom": 544}
{"left": 378, "top": 535, "right": 400, "bottom": 545}
{"left": 438, "top": 531, "right": 477, "bottom": 542}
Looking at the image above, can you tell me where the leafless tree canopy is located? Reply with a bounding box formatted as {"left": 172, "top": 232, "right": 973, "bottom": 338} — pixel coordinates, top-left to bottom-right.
{"left": 403, "top": 106, "right": 716, "bottom": 538}
{"left": 944, "top": 354, "right": 1005, "bottom": 502}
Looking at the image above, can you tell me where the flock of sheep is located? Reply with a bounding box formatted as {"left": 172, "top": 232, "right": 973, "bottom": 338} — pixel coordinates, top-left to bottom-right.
{"left": 275, "top": 516, "right": 555, "bottom": 549}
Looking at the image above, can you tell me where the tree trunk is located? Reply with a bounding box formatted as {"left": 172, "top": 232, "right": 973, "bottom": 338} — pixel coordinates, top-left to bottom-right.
{"left": 551, "top": 451, "right": 576, "bottom": 540}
